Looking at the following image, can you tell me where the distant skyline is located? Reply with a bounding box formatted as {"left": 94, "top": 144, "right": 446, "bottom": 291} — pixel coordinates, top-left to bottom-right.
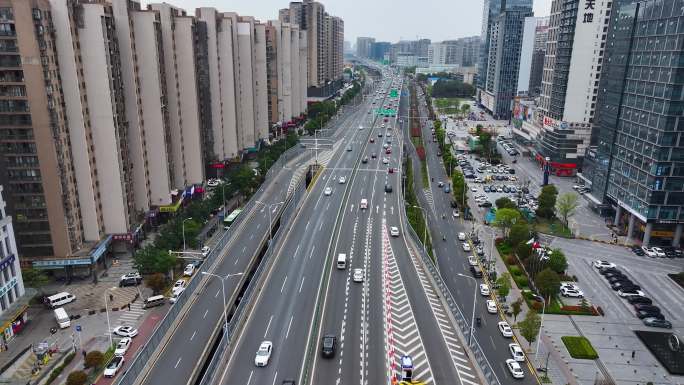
{"left": 142, "top": 0, "right": 552, "bottom": 43}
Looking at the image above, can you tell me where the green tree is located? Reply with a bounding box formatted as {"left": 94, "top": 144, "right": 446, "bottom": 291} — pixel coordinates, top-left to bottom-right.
{"left": 66, "top": 371, "right": 88, "bottom": 385}
{"left": 84, "top": 351, "right": 104, "bottom": 369}
{"left": 496, "top": 272, "right": 512, "bottom": 301}
{"left": 509, "top": 222, "right": 531, "bottom": 249}
{"left": 494, "top": 208, "right": 522, "bottom": 237}
{"left": 536, "top": 184, "right": 559, "bottom": 219}
{"left": 535, "top": 268, "right": 561, "bottom": 301}
{"left": 518, "top": 309, "right": 542, "bottom": 344}
{"left": 232, "top": 164, "right": 259, "bottom": 198}
{"left": 479, "top": 132, "right": 492, "bottom": 157}
{"left": 495, "top": 197, "right": 517, "bottom": 210}
{"left": 452, "top": 170, "right": 467, "bottom": 208}
{"left": 515, "top": 242, "right": 533, "bottom": 261}
{"left": 145, "top": 273, "right": 167, "bottom": 294}
{"left": 460, "top": 103, "right": 471, "bottom": 119}
{"left": 133, "top": 246, "right": 177, "bottom": 275}
{"left": 21, "top": 268, "right": 49, "bottom": 293}
{"left": 556, "top": 192, "right": 580, "bottom": 226}
{"left": 511, "top": 298, "right": 524, "bottom": 322}
{"left": 548, "top": 248, "right": 568, "bottom": 274}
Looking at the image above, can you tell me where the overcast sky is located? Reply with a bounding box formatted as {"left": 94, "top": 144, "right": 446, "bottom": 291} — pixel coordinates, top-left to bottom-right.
{"left": 142, "top": 0, "right": 551, "bottom": 43}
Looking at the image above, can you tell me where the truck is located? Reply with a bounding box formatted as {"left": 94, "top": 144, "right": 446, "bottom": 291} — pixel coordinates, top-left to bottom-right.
{"left": 54, "top": 307, "right": 70, "bottom": 329}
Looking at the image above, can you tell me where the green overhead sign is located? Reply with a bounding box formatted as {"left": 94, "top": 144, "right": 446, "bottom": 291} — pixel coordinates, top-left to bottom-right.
{"left": 375, "top": 108, "right": 397, "bottom": 116}
{"left": 390, "top": 89, "right": 398, "bottom": 98}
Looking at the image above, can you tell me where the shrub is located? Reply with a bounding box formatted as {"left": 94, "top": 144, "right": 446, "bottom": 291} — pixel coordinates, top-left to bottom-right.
{"left": 84, "top": 350, "right": 104, "bottom": 369}
{"left": 514, "top": 275, "right": 529, "bottom": 288}
{"left": 498, "top": 242, "right": 512, "bottom": 256}
{"left": 46, "top": 352, "right": 75, "bottom": 385}
{"left": 561, "top": 336, "right": 599, "bottom": 359}
{"left": 506, "top": 255, "right": 518, "bottom": 266}
{"left": 560, "top": 305, "right": 598, "bottom": 316}
{"left": 509, "top": 265, "right": 522, "bottom": 276}
{"left": 531, "top": 301, "right": 543, "bottom": 311}
{"left": 516, "top": 242, "right": 532, "bottom": 260}
{"left": 66, "top": 370, "right": 88, "bottom": 385}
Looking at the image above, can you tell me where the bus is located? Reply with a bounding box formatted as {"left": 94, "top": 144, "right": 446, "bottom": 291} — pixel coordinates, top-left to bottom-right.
{"left": 223, "top": 208, "right": 242, "bottom": 230}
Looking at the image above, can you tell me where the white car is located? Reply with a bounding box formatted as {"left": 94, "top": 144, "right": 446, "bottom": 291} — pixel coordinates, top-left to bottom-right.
{"left": 254, "top": 341, "right": 273, "bottom": 367}
{"left": 468, "top": 255, "right": 478, "bottom": 266}
{"left": 169, "top": 287, "right": 184, "bottom": 303}
{"left": 201, "top": 245, "right": 211, "bottom": 257}
{"left": 390, "top": 226, "right": 400, "bottom": 237}
{"left": 471, "top": 187, "right": 478, "bottom": 192}
{"left": 618, "top": 289, "right": 645, "bottom": 297}
{"left": 458, "top": 232, "right": 466, "bottom": 241}
{"left": 479, "top": 284, "right": 490, "bottom": 296}
{"left": 183, "top": 263, "right": 195, "bottom": 277}
{"left": 486, "top": 300, "right": 498, "bottom": 314}
{"left": 560, "top": 282, "right": 579, "bottom": 291}
{"left": 206, "top": 179, "right": 220, "bottom": 187}
{"left": 382, "top": 157, "right": 389, "bottom": 164}
{"left": 506, "top": 358, "right": 525, "bottom": 379}
{"left": 498, "top": 321, "right": 513, "bottom": 338}
{"left": 593, "top": 260, "right": 616, "bottom": 269}
{"left": 452, "top": 210, "right": 460, "bottom": 218}
{"left": 113, "top": 326, "right": 138, "bottom": 338}
{"left": 324, "top": 187, "right": 333, "bottom": 196}
{"left": 642, "top": 246, "right": 657, "bottom": 257}
{"left": 462, "top": 243, "right": 471, "bottom": 252}
{"left": 114, "top": 337, "right": 132, "bottom": 357}
{"left": 338, "top": 176, "right": 346, "bottom": 184}
{"left": 651, "top": 247, "right": 666, "bottom": 257}
{"left": 560, "top": 287, "right": 584, "bottom": 298}
{"left": 172, "top": 279, "right": 186, "bottom": 295}
{"left": 353, "top": 268, "right": 364, "bottom": 283}
{"left": 509, "top": 343, "right": 525, "bottom": 362}
{"left": 103, "top": 356, "right": 124, "bottom": 378}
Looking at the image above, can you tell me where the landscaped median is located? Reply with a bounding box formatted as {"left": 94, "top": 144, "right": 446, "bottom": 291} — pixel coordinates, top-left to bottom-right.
{"left": 561, "top": 336, "right": 599, "bottom": 360}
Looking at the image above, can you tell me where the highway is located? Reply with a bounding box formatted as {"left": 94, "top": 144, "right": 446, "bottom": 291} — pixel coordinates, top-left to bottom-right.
{"left": 137, "top": 98, "right": 364, "bottom": 385}
{"left": 405, "top": 79, "right": 539, "bottom": 385}
{"left": 218, "top": 69, "right": 479, "bottom": 385}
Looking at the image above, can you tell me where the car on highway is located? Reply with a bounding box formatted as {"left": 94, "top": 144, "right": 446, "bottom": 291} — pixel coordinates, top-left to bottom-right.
{"left": 509, "top": 343, "right": 525, "bottom": 362}
{"left": 324, "top": 187, "right": 333, "bottom": 196}
{"left": 254, "top": 341, "right": 273, "bottom": 367}
{"left": 346, "top": 145, "right": 352, "bottom": 152}
{"left": 498, "top": 321, "right": 513, "bottom": 337}
{"left": 384, "top": 183, "right": 393, "bottom": 193}
{"left": 462, "top": 243, "right": 471, "bottom": 252}
{"left": 172, "top": 279, "right": 186, "bottom": 294}
{"left": 486, "top": 300, "right": 498, "bottom": 314}
{"left": 390, "top": 226, "right": 400, "bottom": 237}
{"left": 104, "top": 356, "right": 124, "bottom": 378}
{"left": 114, "top": 337, "right": 132, "bottom": 357}
{"left": 479, "top": 284, "right": 490, "bottom": 296}
{"left": 183, "top": 263, "right": 195, "bottom": 277}
{"left": 362, "top": 157, "right": 368, "bottom": 164}
{"left": 560, "top": 287, "right": 584, "bottom": 298}
{"left": 452, "top": 209, "right": 460, "bottom": 218}
{"left": 321, "top": 335, "right": 337, "bottom": 358}
{"left": 385, "top": 148, "right": 392, "bottom": 154}
{"left": 371, "top": 153, "right": 377, "bottom": 159}
{"left": 618, "top": 289, "right": 645, "bottom": 297}
{"left": 382, "top": 157, "right": 389, "bottom": 164}
{"left": 338, "top": 176, "right": 346, "bottom": 184}
{"left": 113, "top": 326, "right": 138, "bottom": 338}
{"left": 388, "top": 167, "right": 394, "bottom": 173}
{"left": 378, "top": 133, "right": 383, "bottom": 137}
{"left": 642, "top": 317, "right": 672, "bottom": 328}
{"left": 458, "top": 232, "right": 466, "bottom": 241}
{"left": 169, "top": 287, "right": 184, "bottom": 303}
{"left": 370, "top": 138, "right": 375, "bottom": 143}
{"left": 444, "top": 185, "right": 451, "bottom": 193}
{"left": 353, "top": 268, "right": 364, "bottom": 283}
{"left": 593, "top": 260, "right": 616, "bottom": 269}
{"left": 505, "top": 359, "right": 524, "bottom": 379}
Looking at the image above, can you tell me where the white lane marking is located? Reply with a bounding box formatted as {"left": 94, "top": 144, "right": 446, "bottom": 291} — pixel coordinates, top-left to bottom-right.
{"left": 319, "top": 220, "right": 324, "bottom": 231}
{"left": 299, "top": 276, "right": 306, "bottom": 293}
{"left": 306, "top": 220, "right": 310, "bottom": 230}
{"left": 271, "top": 371, "right": 278, "bottom": 385}
{"left": 281, "top": 276, "right": 288, "bottom": 293}
{"left": 174, "top": 357, "right": 182, "bottom": 369}
{"left": 250, "top": 234, "right": 254, "bottom": 240}
{"left": 203, "top": 309, "right": 209, "bottom": 319}
{"left": 309, "top": 245, "right": 316, "bottom": 260}
{"left": 294, "top": 244, "right": 300, "bottom": 259}
{"left": 264, "top": 315, "right": 273, "bottom": 338}
{"left": 286, "top": 316, "right": 294, "bottom": 339}
{"left": 190, "top": 330, "right": 196, "bottom": 341}
{"left": 242, "top": 246, "right": 247, "bottom": 254}
{"left": 246, "top": 371, "right": 254, "bottom": 385}
{"left": 234, "top": 257, "right": 239, "bottom": 266}
{"left": 215, "top": 289, "right": 220, "bottom": 298}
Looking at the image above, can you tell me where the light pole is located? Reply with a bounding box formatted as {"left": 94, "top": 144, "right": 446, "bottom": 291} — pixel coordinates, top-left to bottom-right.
{"left": 104, "top": 289, "right": 113, "bottom": 347}
{"left": 256, "top": 201, "right": 284, "bottom": 246}
{"left": 534, "top": 296, "right": 547, "bottom": 368}
{"left": 201, "top": 272, "right": 244, "bottom": 333}
{"left": 409, "top": 205, "right": 428, "bottom": 255}
{"left": 182, "top": 217, "right": 193, "bottom": 252}
{"left": 458, "top": 273, "right": 478, "bottom": 347}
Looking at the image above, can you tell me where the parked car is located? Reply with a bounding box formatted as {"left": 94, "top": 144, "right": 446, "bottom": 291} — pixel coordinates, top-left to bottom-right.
{"left": 486, "top": 300, "right": 498, "bottom": 314}
{"left": 618, "top": 289, "right": 645, "bottom": 297}
{"left": 611, "top": 282, "right": 640, "bottom": 291}
{"left": 479, "top": 284, "right": 490, "bottom": 296}
{"left": 642, "top": 317, "right": 672, "bottom": 329}
{"left": 636, "top": 310, "right": 664, "bottom": 320}
{"left": 462, "top": 243, "right": 471, "bottom": 252}
{"left": 560, "top": 287, "right": 584, "bottom": 298}
{"left": 114, "top": 337, "right": 132, "bottom": 357}
{"left": 627, "top": 296, "right": 653, "bottom": 305}
{"left": 113, "top": 326, "right": 138, "bottom": 338}
{"left": 506, "top": 359, "right": 525, "bottom": 379}
{"left": 633, "top": 304, "right": 660, "bottom": 314}
{"left": 509, "top": 343, "right": 525, "bottom": 362}
{"left": 498, "top": 321, "right": 513, "bottom": 337}
{"left": 103, "top": 356, "right": 124, "bottom": 378}
{"left": 593, "top": 260, "right": 617, "bottom": 269}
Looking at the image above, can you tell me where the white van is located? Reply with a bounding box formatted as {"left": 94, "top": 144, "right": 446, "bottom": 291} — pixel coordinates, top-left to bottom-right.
{"left": 360, "top": 199, "right": 368, "bottom": 209}
{"left": 336, "top": 253, "right": 347, "bottom": 270}
{"left": 46, "top": 292, "right": 75, "bottom": 308}
{"left": 143, "top": 295, "right": 166, "bottom": 309}
{"left": 53, "top": 307, "right": 70, "bottom": 329}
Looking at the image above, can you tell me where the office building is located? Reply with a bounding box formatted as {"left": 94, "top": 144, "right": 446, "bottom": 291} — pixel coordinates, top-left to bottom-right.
{"left": 534, "top": 0, "right": 611, "bottom": 175}
{"left": 478, "top": 0, "right": 533, "bottom": 119}
{"left": 517, "top": 16, "right": 548, "bottom": 97}
{"left": 356, "top": 36, "right": 374, "bottom": 58}
{"left": 428, "top": 37, "right": 481, "bottom": 67}
{"left": 369, "top": 41, "right": 391, "bottom": 61}
{"left": 582, "top": 0, "right": 684, "bottom": 247}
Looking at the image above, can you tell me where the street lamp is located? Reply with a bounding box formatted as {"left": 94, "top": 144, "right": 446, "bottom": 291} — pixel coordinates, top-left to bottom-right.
{"left": 182, "top": 217, "right": 193, "bottom": 252}
{"left": 534, "top": 296, "right": 547, "bottom": 369}
{"left": 458, "top": 273, "right": 478, "bottom": 347}
{"left": 104, "top": 288, "right": 114, "bottom": 347}
{"left": 201, "top": 272, "right": 244, "bottom": 333}
{"left": 256, "top": 200, "right": 285, "bottom": 246}
{"left": 409, "top": 205, "right": 428, "bottom": 255}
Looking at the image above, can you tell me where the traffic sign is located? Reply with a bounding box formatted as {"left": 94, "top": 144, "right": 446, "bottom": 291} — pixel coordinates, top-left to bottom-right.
{"left": 76, "top": 325, "right": 82, "bottom": 332}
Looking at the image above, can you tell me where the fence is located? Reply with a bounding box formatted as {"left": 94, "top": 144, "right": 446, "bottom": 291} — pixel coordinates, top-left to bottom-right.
{"left": 115, "top": 142, "right": 307, "bottom": 385}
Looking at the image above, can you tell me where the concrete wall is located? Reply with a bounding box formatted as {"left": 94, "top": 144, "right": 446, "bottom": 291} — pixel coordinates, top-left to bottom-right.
{"left": 237, "top": 21, "right": 256, "bottom": 150}
{"left": 254, "top": 23, "right": 269, "bottom": 142}
{"left": 217, "top": 16, "right": 239, "bottom": 158}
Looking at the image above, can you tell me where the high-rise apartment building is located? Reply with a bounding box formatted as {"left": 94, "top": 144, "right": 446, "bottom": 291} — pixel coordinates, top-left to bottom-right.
{"left": 478, "top": 0, "right": 533, "bottom": 119}
{"left": 356, "top": 36, "right": 374, "bottom": 58}
{"left": 535, "top": 0, "right": 611, "bottom": 175}
{"left": 583, "top": 0, "right": 684, "bottom": 247}
{"left": 369, "top": 41, "right": 391, "bottom": 61}
{"left": 0, "top": 0, "right": 84, "bottom": 260}
{"left": 517, "top": 16, "right": 548, "bottom": 97}
{"left": 428, "top": 37, "right": 481, "bottom": 67}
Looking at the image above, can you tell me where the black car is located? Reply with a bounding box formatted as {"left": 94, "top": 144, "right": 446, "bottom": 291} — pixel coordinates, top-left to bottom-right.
{"left": 384, "top": 183, "right": 393, "bottom": 193}
{"left": 603, "top": 271, "right": 625, "bottom": 279}
{"left": 371, "top": 153, "right": 377, "bottom": 159}
{"left": 282, "top": 380, "right": 296, "bottom": 385}
{"left": 611, "top": 282, "right": 640, "bottom": 291}
{"left": 631, "top": 246, "right": 646, "bottom": 256}
{"left": 636, "top": 310, "right": 664, "bottom": 320}
{"left": 321, "top": 334, "right": 337, "bottom": 358}
{"left": 606, "top": 276, "right": 631, "bottom": 284}
{"left": 633, "top": 304, "right": 660, "bottom": 313}
{"left": 600, "top": 268, "right": 621, "bottom": 276}
{"left": 362, "top": 157, "right": 368, "bottom": 164}
{"left": 627, "top": 296, "right": 653, "bottom": 305}
{"left": 642, "top": 318, "right": 672, "bottom": 328}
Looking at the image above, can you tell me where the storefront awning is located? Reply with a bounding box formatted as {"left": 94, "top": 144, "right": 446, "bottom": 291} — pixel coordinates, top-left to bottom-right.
{"left": 0, "top": 288, "right": 36, "bottom": 331}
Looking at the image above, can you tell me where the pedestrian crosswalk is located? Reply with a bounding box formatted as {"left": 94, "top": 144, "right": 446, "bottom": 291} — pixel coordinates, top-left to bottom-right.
{"left": 423, "top": 188, "right": 435, "bottom": 212}
{"left": 114, "top": 301, "right": 145, "bottom": 327}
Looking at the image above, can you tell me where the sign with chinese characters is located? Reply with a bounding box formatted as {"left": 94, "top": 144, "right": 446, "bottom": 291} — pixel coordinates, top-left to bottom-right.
{"left": 583, "top": 0, "right": 595, "bottom": 23}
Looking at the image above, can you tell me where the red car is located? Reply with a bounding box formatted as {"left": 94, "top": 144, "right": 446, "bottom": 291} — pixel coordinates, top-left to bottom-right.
{"left": 386, "top": 148, "right": 392, "bottom": 154}
{"left": 383, "top": 118, "right": 388, "bottom": 122}
{"left": 388, "top": 167, "right": 394, "bottom": 173}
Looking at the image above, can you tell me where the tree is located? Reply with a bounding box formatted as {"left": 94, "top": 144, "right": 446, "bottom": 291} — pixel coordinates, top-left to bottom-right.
{"left": 452, "top": 170, "right": 467, "bottom": 208}
{"left": 548, "top": 248, "right": 568, "bottom": 275}
{"left": 479, "top": 132, "right": 492, "bottom": 157}
{"left": 84, "top": 351, "right": 104, "bottom": 369}
{"left": 133, "top": 246, "right": 177, "bottom": 275}
{"left": 496, "top": 272, "right": 512, "bottom": 301}
{"left": 511, "top": 298, "right": 524, "bottom": 322}
{"left": 495, "top": 197, "right": 516, "bottom": 210}
{"left": 66, "top": 371, "right": 88, "bottom": 385}
{"left": 146, "top": 273, "right": 167, "bottom": 294}
{"left": 536, "top": 184, "right": 558, "bottom": 219}
{"left": 21, "top": 268, "right": 49, "bottom": 293}
{"left": 493, "top": 208, "right": 522, "bottom": 237}
{"left": 515, "top": 242, "right": 533, "bottom": 261}
{"left": 556, "top": 192, "right": 580, "bottom": 226}
{"left": 518, "top": 309, "right": 542, "bottom": 344}
{"left": 509, "top": 222, "right": 530, "bottom": 249}
{"left": 535, "top": 268, "right": 561, "bottom": 300}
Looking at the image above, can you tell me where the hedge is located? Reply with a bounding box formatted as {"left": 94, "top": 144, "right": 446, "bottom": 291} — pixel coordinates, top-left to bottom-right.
{"left": 561, "top": 336, "right": 599, "bottom": 359}
{"left": 46, "top": 352, "right": 76, "bottom": 385}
